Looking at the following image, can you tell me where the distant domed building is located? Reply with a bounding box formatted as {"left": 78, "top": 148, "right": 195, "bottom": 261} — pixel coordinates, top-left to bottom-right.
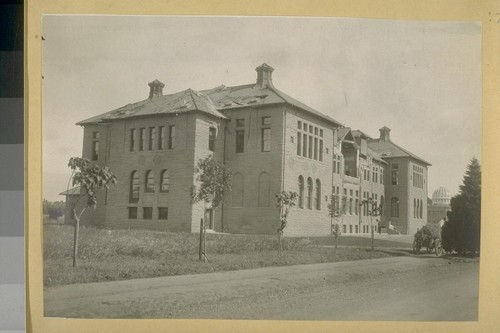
{"left": 428, "top": 187, "right": 452, "bottom": 226}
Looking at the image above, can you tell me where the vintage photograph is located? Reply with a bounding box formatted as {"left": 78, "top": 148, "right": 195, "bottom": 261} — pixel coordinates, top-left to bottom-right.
{"left": 41, "top": 15, "right": 481, "bottom": 320}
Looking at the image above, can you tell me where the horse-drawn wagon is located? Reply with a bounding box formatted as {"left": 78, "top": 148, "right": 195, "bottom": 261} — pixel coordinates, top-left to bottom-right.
{"left": 413, "top": 225, "right": 443, "bottom": 256}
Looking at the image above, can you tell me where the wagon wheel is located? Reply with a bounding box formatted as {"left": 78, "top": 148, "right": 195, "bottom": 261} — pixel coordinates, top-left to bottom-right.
{"left": 413, "top": 241, "right": 420, "bottom": 254}
{"left": 435, "top": 239, "right": 443, "bottom": 256}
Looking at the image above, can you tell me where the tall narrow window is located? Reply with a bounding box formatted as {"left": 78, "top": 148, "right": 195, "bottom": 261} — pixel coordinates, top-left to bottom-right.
{"left": 91, "top": 131, "right": 99, "bottom": 161}
{"left": 261, "top": 117, "right": 271, "bottom": 152}
{"left": 307, "top": 177, "right": 313, "bottom": 209}
{"left": 380, "top": 196, "right": 384, "bottom": 217}
{"left": 168, "top": 125, "right": 175, "bottom": 149}
{"left": 297, "top": 132, "right": 302, "bottom": 156}
{"left": 139, "top": 128, "right": 146, "bottom": 151}
{"left": 130, "top": 129, "right": 136, "bottom": 152}
{"left": 236, "top": 119, "right": 245, "bottom": 153}
{"left": 319, "top": 139, "right": 323, "bottom": 161}
{"left": 315, "top": 179, "right": 321, "bottom": 210}
{"left": 129, "top": 171, "right": 139, "bottom": 203}
{"left": 349, "top": 198, "right": 353, "bottom": 215}
{"left": 355, "top": 199, "right": 359, "bottom": 215}
{"left": 149, "top": 127, "right": 156, "bottom": 150}
{"left": 160, "top": 169, "right": 170, "bottom": 193}
{"left": 303, "top": 134, "right": 307, "bottom": 157}
{"left": 232, "top": 173, "right": 244, "bottom": 207}
{"left": 258, "top": 172, "right": 270, "bottom": 207}
{"left": 391, "top": 197, "right": 400, "bottom": 218}
{"left": 298, "top": 176, "right": 304, "bottom": 209}
{"left": 158, "top": 126, "right": 165, "bottom": 150}
{"left": 419, "top": 199, "right": 423, "bottom": 219}
{"left": 314, "top": 137, "right": 318, "bottom": 160}
{"left": 414, "top": 199, "right": 417, "bottom": 218}
{"left": 145, "top": 170, "right": 155, "bottom": 193}
{"left": 391, "top": 164, "right": 399, "bottom": 185}
{"left": 308, "top": 135, "right": 313, "bottom": 158}
{"left": 208, "top": 127, "right": 216, "bottom": 151}
{"left": 416, "top": 199, "right": 420, "bottom": 219}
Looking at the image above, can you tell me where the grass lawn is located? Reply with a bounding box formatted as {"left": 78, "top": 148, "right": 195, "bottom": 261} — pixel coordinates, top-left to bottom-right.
{"left": 43, "top": 224, "right": 412, "bottom": 287}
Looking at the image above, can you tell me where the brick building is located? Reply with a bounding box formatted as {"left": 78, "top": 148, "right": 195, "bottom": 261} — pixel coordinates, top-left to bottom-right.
{"left": 68, "top": 63, "right": 430, "bottom": 236}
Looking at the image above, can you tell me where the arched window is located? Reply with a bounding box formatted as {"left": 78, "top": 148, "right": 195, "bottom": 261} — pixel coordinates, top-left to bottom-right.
{"left": 298, "top": 176, "right": 304, "bottom": 209}
{"left": 258, "top": 172, "right": 270, "bottom": 207}
{"left": 145, "top": 170, "right": 155, "bottom": 193}
{"left": 391, "top": 197, "right": 399, "bottom": 218}
{"left": 307, "top": 177, "right": 313, "bottom": 209}
{"left": 315, "top": 179, "right": 321, "bottom": 210}
{"left": 232, "top": 173, "right": 244, "bottom": 207}
{"left": 160, "top": 169, "right": 170, "bottom": 193}
{"left": 129, "top": 171, "right": 140, "bottom": 203}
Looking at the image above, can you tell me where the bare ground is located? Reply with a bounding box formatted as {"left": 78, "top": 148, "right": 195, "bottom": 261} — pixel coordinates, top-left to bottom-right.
{"left": 44, "top": 255, "right": 478, "bottom": 321}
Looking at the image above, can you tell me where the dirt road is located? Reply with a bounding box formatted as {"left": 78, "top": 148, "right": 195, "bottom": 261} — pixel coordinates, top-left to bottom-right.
{"left": 44, "top": 256, "right": 478, "bottom": 321}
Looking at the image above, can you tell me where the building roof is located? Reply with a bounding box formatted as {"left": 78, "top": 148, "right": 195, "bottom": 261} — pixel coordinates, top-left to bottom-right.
{"left": 368, "top": 138, "right": 431, "bottom": 166}
{"left": 77, "top": 89, "right": 227, "bottom": 125}
{"left": 59, "top": 186, "right": 80, "bottom": 196}
{"left": 201, "top": 84, "right": 342, "bottom": 127}
{"left": 78, "top": 64, "right": 343, "bottom": 127}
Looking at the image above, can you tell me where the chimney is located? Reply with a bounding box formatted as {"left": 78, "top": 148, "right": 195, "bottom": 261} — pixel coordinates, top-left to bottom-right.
{"left": 379, "top": 126, "right": 391, "bottom": 141}
{"left": 148, "top": 79, "right": 165, "bottom": 99}
{"left": 255, "top": 63, "right": 274, "bottom": 88}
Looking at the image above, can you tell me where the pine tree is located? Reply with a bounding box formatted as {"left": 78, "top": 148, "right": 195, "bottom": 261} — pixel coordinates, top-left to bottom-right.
{"left": 442, "top": 158, "right": 481, "bottom": 254}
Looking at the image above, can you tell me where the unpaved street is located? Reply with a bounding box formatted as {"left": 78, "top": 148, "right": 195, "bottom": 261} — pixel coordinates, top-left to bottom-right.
{"left": 45, "top": 256, "right": 478, "bottom": 321}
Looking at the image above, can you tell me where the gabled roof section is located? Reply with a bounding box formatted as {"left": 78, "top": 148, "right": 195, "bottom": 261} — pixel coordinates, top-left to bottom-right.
{"left": 77, "top": 89, "right": 226, "bottom": 125}
{"left": 368, "top": 138, "right": 431, "bottom": 166}
{"left": 60, "top": 186, "right": 80, "bottom": 196}
{"left": 336, "top": 127, "right": 353, "bottom": 143}
{"left": 351, "top": 129, "right": 373, "bottom": 140}
{"left": 201, "top": 84, "right": 342, "bottom": 127}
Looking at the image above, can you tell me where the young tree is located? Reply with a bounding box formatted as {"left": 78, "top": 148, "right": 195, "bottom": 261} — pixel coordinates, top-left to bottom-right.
{"left": 276, "top": 191, "right": 298, "bottom": 256}
{"left": 328, "top": 194, "right": 346, "bottom": 253}
{"left": 67, "top": 157, "right": 117, "bottom": 267}
{"left": 192, "top": 155, "right": 232, "bottom": 261}
{"left": 442, "top": 158, "right": 481, "bottom": 254}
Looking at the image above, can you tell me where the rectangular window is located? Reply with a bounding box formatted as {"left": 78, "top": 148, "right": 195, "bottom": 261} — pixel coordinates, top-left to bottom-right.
{"left": 319, "top": 140, "right": 323, "bottom": 161}
{"left": 303, "top": 133, "right": 307, "bottom": 156}
{"left": 128, "top": 207, "right": 137, "bottom": 219}
{"left": 168, "top": 125, "right": 175, "bottom": 149}
{"left": 303, "top": 123, "right": 307, "bottom": 131}
{"left": 158, "top": 126, "right": 165, "bottom": 150}
{"left": 333, "top": 154, "right": 337, "bottom": 173}
{"left": 309, "top": 126, "right": 313, "bottom": 134}
{"left": 308, "top": 135, "right": 313, "bottom": 158}
{"left": 349, "top": 225, "right": 353, "bottom": 233}
{"left": 343, "top": 225, "right": 346, "bottom": 234}
{"left": 130, "top": 129, "right": 136, "bottom": 151}
{"left": 149, "top": 127, "right": 156, "bottom": 150}
{"left": 143, "top": 207, "right": 153, "bottom": 220}
{"left": 314, "top": 127, "right": 318, "bottom": 135}
{"left": 320, "top": 129, "right": 324, "bottom": 137}
{"left": 261, "top": 117, "right": 271, "bottom": 152}
{"left": 355, "top": 225, "right": 358, "bottom": 234}
{"left": 208, "top": 127, "right": 216, "bottom": 151}
{"left": 262, "top": 128, "right": 271, "bottom": 152}
{"left": 139, "top": 128, "right": 146, "bottom": 151}
{"left": 392, "top": 164, "right": 399, "bottom": 185}
{"left": 236, "top": 119, "right": 245, "bottom": 153}
{"left": 297, "top": 132, "right": 302, "bottom": 156}
{"left": 297, "top": 120, "right": 302, "bottom": 129}
{"left": 158, "top": 207, "right": 169, "bottom": 220}
{"left": 91, "top": 133, "right": 99, "bottom": 161}
{"left": 314, "top": 137, "right": 318, "bottom": 160}
{"left": 235, "top": 130, "right": 244, "bottom": 153}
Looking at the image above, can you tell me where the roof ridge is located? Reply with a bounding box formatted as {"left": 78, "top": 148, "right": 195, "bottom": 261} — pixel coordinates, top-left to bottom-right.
{"left": 369, "top": 138, "right": 431, "bottom": 166}
{"left": 188, "top": 89, "right": 200, "bottom": 111}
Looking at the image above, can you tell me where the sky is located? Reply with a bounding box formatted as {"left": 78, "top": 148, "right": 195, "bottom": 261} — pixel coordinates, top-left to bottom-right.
{"left": 42, "top": 16, "right": 481, "bottom": 202}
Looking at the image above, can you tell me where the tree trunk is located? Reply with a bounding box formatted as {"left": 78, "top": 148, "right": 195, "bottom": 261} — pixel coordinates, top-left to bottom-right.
{"left": 277, "top": 233, "right": 282, "bottom": 257}
{"left": 334, "top": 234, "right": 338, "bottom": 253}
{"left": 72, "top": 209, "right": 80, "bottom": 268}
{"left": 199, "top": 218, "right": 204, "bottom": 261}
{"left": 203, "top": 224, "right": 207, "bottom": 262}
